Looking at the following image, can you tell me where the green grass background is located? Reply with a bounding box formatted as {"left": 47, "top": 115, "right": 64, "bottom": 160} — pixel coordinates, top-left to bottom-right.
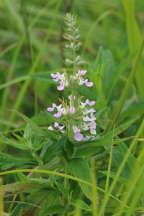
{"left": 0, "top": 0, "right": 144, "bottom": 215}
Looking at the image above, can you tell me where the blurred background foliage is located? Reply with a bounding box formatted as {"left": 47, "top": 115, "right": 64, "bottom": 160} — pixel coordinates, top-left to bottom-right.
{"left": 0, "top": 1, "right": 144, "bottom": 215}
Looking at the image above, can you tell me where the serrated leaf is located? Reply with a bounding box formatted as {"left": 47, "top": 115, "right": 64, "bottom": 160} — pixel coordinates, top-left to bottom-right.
{"left": 2, "top": 181, "right": 44, "bottom": 195}
{"left": 0, "top": 153, "right": 33, "bottom": 170}
{"left": 68, "top": 158, "right": 92, "bottom": 200}
{"left": 0, "top": 135, "right": 28, "bottom": 150}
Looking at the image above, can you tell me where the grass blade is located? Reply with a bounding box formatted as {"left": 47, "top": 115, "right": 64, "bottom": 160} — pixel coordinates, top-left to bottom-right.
{"left": 7, "top": 0, "right": 63, "bottom": 128}
{"left": 105, "top": 40, "right": 144, "bottom": 132}
{"left": 121, "top": 0, "right": 144, "bottom": 99}
{"left": 99, "top": 120, "right": 144, "bottom": 216}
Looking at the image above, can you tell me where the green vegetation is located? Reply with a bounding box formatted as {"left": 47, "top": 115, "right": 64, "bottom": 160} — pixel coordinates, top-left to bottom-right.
{"left": 0, "top": 0, "right": 144, "bottom": 215}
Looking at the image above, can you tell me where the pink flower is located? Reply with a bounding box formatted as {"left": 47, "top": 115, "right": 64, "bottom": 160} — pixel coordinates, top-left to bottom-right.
{"left": 74, "top": 133, "right": 83, "bottom": 141}
{"left": 86, "top": 99, "right": 95, "bottom": 106}
{"left": 54, "top": 112, "right": 62, "bottom": 118}
{"left": 51, "top": 72, "right": 60, "bottom": 82}
{"left": 47, "top": 103, "right": 56, "bottom": 112}
{"left": 89, "top": 121, "right": 96, "bottom": 129}
{"left": 73, "top": 126, "right": 80, "bottom": 133}
{"left": 78, "top": 70, "right": 87, "bottom": 76}
{"left": 85, "top": 79, "right": 93, "bottom": 87}
{"left": 54, "top": 122, "right": 59, "bottom": 127}
{"left": 48, "top": 126, "right": 54, "bottom": 131}
{"left": 47, "top": 107, "right": 54, "bottom": 112}
{"left": 57, "top": 82, "right": 65, "bottom": 91}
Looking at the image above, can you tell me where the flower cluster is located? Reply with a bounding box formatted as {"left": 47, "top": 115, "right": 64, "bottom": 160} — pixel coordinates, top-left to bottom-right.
{"left": 47, "top": 96, "right": 75, "bottom": 118}
{"left": 73, "top": 98, "right": 96, "bottom": 141}
{"left": 51, "top": 72, "right": 68, "bottom": 91}
{"left": 51, "top": 69, "right": 93, "bottom": 91}
{"left": 47, "top": 96, "right": 96, "bottom": 142}
{"left": 47, "top": 13, "right": 96, "bottom": 142}
{"left": 72, "top": 70, "right": 93, "bottom": 87}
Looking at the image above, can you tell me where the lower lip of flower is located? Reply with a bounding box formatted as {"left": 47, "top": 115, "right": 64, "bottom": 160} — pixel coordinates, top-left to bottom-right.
{"left": 57, "top": 82, "right": 65, "bottom": 91}
{"left": 54, "top": 112, "right": 62, "bottom": 118}
{"left": 47, "top": 107, "right": 54, "bottom": 112}
{"left": 74, "top": 132, "right": 83, "bottom": 141}
{"left": 48, "top": 126, "right": 54, "bottom": 131}
{"left": 85, "top": 81, "right": 93, "bottom": 87}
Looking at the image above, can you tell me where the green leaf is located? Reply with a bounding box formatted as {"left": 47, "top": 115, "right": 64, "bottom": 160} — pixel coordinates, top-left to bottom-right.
{"left": 91, "top": 46, "right": 117, "bottom": 99}
{"left": 40, "top": 205, "right": 64, "bottom": 215}
{"left": 68, "top": 158, "right": 92, "bottom": 200}
{"left": 0, "top": 135, "right": 28, "bottom": 150}
{"left": 119, "top": 102, "right": 144, "bottom": 121}
{"left": 2, "top": 182, "right": 44, "bottom": 194}
{"left": 0, "top": 153, "right": 33, "bottom": 170}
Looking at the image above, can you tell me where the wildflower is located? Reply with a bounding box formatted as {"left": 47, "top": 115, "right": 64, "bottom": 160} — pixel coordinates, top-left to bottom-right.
{"left": 51, "top": 72, "right": 68, "bottom": 91}
{"left": 73, "top": 126, "right": 83, "bottom": 141}
{"left": 47, "top": 13, "right": 97, "bottom": 142}
{"left": 71, "top": 69, "right": 93, "bottom": 87}
{"left": 48, "top": 122, "right": 65, "bottom": 134}
{"left": 47, "top": 96, "right": 76, "bottom": 119}
{"left": 48, "top": 126, "right": 54, "bottom": 131}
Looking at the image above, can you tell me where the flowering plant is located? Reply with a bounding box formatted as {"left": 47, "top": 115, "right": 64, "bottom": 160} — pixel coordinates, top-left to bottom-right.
{"left": 47, "top": 14, "right": 96, "bottom": 142}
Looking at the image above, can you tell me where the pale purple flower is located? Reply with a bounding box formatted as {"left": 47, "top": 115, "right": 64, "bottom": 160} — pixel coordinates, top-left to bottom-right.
{"left": 78, "top": 70, "right": 87, "bottom": 76}
{"left": 74, "top": 133, "right": 83, "bottom": 141}
{"left": 54, "top": 112, "right": 62, "bottom": 118}
{"left": 90, "top": 113, "right": 96, "bottom": 120}
{"left": 58, "top": 125, "right": 65, "bottom": 130}
{"left": 83, "top": 108, "right": 96, "bottom": 115}
{"left": 71, "top": 70, "right": 94, "bottom": 89}
{"left": 80, "top": 101, "right": 87, "bottom": 109}
{"left": 54, "top": 122, "right": 59, "bottom": 127}
{"left": 51, "top": 72, "right": 68, "bottom": 91}
{"left": 86, "top": 99, "right": 95, "bottom": 106}
{"left": 54, "top": 122, "right": 65, "bottom": 132}
{"left": 89, "top": 121, "right": 96, "bottom": 129}
{"left": 82, "top": 123, "right": 89, "bottom": 131}
{"left": 48, "top": 126, "right": 54, "bottom": 131}
{"left": 47, "top": 107, "right": 54, "bottom": 112}
{"left": 51, "top": 72, "right": 60, "bottom": 82}
{"left": 83, "top": 114, "right": 96, "bottom": 122}
{"left": 73, "top": 126, "right": 80, "bottom": 133}
{"left": 57, "top": 82, "right": 65, "bottom": 91}
{"left": 79, "top": 77, "right": 85, "bottom": 85}
{"left": 47, "top": 103, "right": 56, "bottom": 112}
{"left": 85, "top": 79, "right": 93, "bottom": 87}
